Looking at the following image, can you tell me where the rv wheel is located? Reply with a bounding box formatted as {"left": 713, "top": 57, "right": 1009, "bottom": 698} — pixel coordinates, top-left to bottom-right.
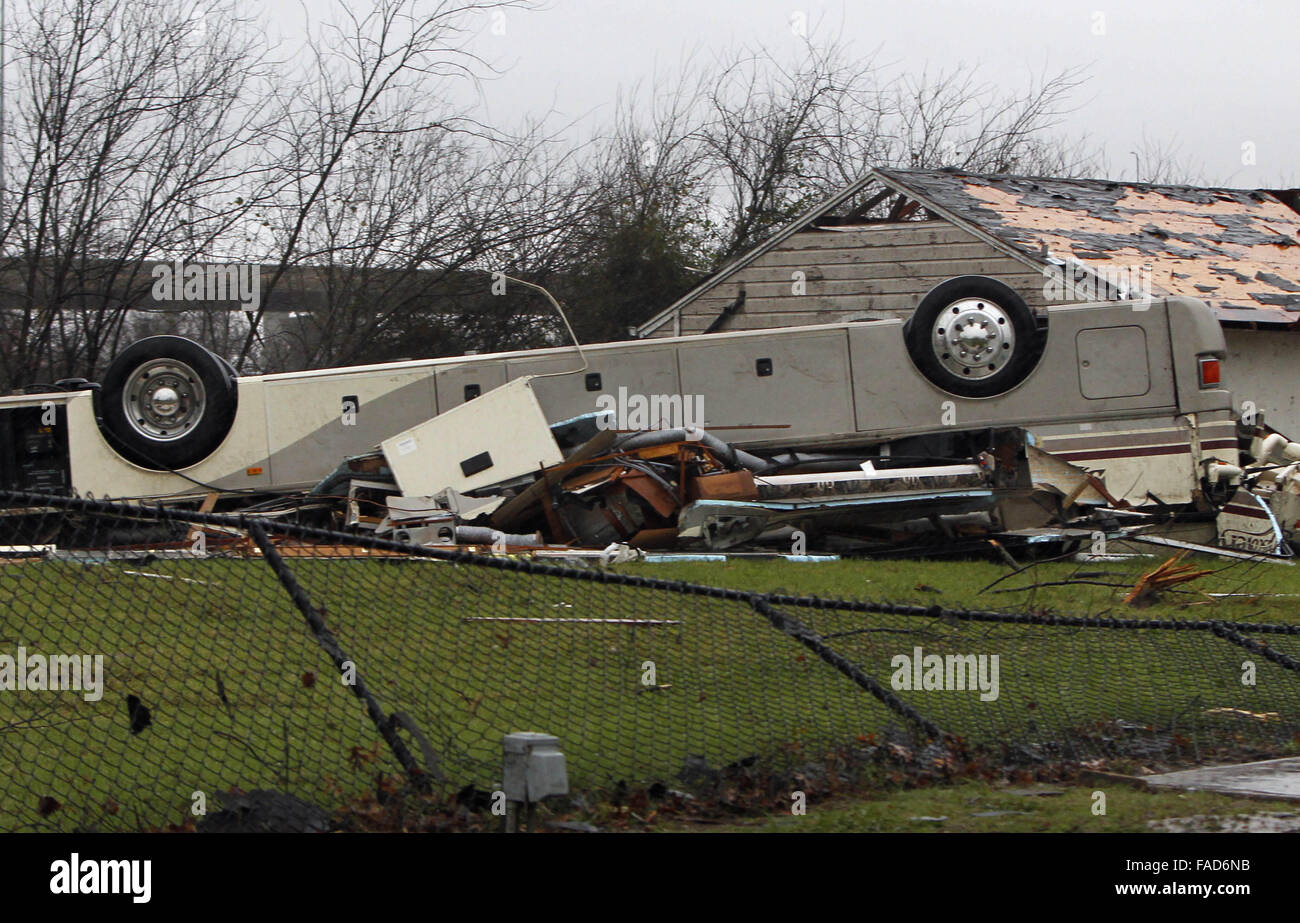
{"left": 904, "top": 276, "right": 1042, "bottom": 398}
{"left": 98, "top": 336, "right": 238, "bottom": 470}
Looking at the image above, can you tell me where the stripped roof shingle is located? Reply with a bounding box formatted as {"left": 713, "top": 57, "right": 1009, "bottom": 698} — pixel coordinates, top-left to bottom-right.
{"left": 878, "top": 168, "right": 1300, "bottom": 324}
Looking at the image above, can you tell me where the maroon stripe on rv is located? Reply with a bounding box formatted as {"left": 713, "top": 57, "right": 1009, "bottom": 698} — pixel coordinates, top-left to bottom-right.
{"left": 1044, "top": 432, "right": 1183, "bottom": 450}
{"left": 1052, "top": 445, "right": 1191, "bottom": 461}
{"left": 1051, "top": 438, "right": 1239, "bottom": 462}
{"left": 1042, "top": 427, "right": 1238, "bottom": 453}
{"left": 1222, "top": 505, "right": 1269, "bottom": 520}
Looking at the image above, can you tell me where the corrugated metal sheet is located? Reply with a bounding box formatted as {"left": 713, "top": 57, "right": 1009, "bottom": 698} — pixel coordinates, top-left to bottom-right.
{"left": 878, "top": 168, "right": 1300, "bottom": 325}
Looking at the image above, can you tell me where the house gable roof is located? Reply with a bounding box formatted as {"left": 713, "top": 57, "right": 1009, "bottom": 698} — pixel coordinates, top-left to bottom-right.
{"left": 635, "top": 167, "right": 1300, "bottom": 335}
{"left": 878, "top": 168, "right": 1300, "bottom": 325}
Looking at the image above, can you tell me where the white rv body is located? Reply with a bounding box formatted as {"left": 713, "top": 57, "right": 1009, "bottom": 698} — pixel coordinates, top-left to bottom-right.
{"left": 1, "top": 295, "right": 1235, "bottom": 508}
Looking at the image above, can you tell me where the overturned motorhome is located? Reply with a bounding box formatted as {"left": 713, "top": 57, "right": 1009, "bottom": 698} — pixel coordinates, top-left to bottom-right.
{"left": 5, "top": 271, "right": 1289, "bottom": 559}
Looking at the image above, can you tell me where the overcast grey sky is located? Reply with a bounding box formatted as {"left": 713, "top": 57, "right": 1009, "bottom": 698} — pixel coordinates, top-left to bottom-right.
{"left": 274, "top": 0, "right": 1299, "bottom": 188}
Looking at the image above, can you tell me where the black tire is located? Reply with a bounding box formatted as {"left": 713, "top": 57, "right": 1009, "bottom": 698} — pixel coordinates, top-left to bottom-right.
{"left": 904, "top": 276, "right": 1043, "bottom": 398}
{"left": 98, "top": 336, "right": 238, "bottom": 470}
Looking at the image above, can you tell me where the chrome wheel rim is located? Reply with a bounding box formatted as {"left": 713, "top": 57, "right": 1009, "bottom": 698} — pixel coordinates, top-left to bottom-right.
{"left": 121, "top": 359, "right": 206, "bottom": 441}
{"left": 931, "top": 297, "right": 1015, "bottom": 380}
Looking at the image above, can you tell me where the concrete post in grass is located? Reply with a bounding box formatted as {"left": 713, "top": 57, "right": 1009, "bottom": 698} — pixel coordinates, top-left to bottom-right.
{"left": 502, "top": 732, "right": 569, "bottom": 833}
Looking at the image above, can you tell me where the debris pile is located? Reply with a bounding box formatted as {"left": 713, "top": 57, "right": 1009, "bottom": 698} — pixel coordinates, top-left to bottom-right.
{"left": 198, "top": 382, "right": 1300, "bottom": 562}
{"left": 265, "top": 379, "right": 1105, "bottom": 557}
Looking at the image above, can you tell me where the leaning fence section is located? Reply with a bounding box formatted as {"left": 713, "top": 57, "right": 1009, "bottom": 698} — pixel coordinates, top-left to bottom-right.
{"left": 1, "top": 491, "right": 1299, "bottom": 831}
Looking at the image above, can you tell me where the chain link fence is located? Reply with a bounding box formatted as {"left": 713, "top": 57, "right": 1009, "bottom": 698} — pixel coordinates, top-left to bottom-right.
{"left": 2, "top": 490, "right": 1299, "bottom": 831}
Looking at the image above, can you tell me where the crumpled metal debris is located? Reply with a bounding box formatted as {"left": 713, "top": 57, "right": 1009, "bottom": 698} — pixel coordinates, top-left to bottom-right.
{"left": 285, "top": 391, "right": 1109, "bottom": 556}
{"left": 267, "top": 380, "right": 1300, "bottom": 560}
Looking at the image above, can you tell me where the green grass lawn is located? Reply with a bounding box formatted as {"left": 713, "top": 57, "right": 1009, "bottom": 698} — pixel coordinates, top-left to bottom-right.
{"left": 626, "top": 552, "right": 1300, "bottom": 625}
{"left": 2, "top": 546, "right": 1298, "bottom": 831}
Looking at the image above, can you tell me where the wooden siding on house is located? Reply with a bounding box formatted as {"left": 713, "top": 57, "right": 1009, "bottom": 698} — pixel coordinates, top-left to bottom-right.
{"left": 645, "top": 220, "right": 1048, "bottom": 338}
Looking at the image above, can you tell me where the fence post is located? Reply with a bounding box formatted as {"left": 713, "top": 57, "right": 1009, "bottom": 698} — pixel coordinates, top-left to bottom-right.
{"left": 244, "top": 519, "right": 432, "bottom": 791}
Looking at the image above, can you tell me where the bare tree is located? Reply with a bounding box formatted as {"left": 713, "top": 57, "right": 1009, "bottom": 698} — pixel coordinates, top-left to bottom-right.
{"left": 688, "top": 41, "right": 879, "bottom": 261}
{"left": 233, "top": 0, "right": 531, "bottom": 370}
{"left": 877, "top": 64, "right": 1091, "bottom": 175}
{"left": 260, "top": 117, "right": 602, "bottom": 369}
{"left": 1123, "top": 130, "right": 1206, "bottom": 185}
{"left": 550, "top": 41, "right": 1102, "bottom": 322}
{"left": 0, "top": 0, "right": 271, "bottom": 391}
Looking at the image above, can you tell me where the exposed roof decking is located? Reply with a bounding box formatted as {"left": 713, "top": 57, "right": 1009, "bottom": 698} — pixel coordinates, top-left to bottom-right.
{"left": 877, "top": 169, "right": 1300, "bottom": 325}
